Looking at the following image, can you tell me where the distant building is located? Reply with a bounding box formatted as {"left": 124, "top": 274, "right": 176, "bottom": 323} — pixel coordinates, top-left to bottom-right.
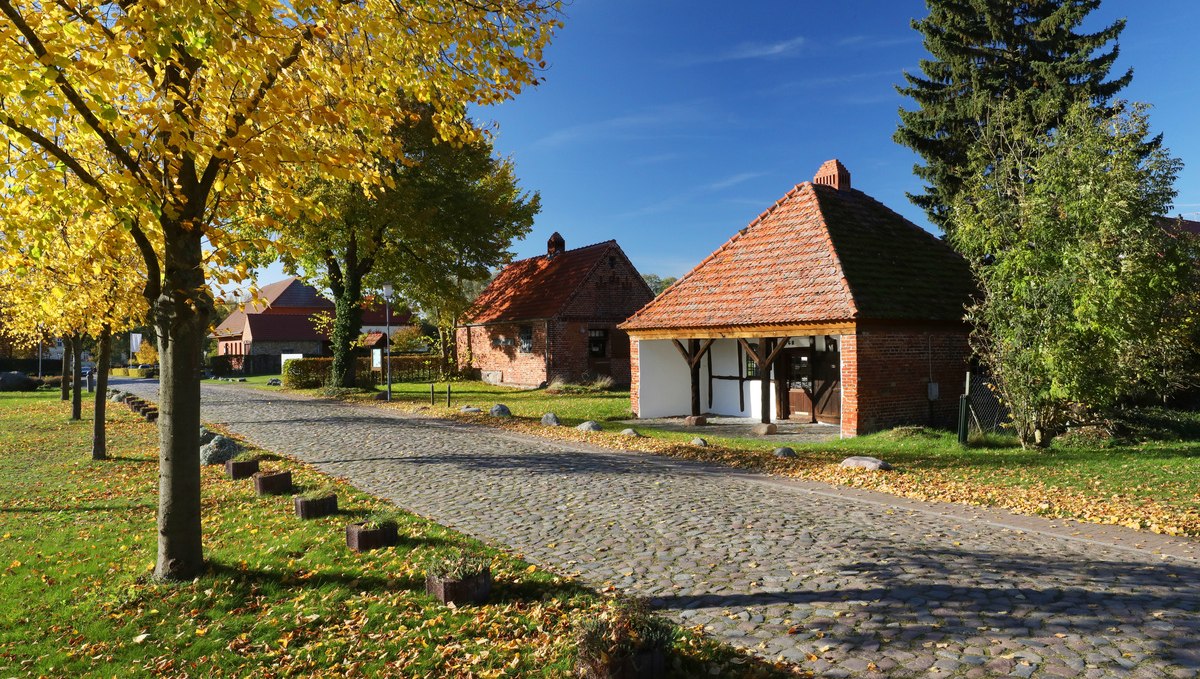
{"left": 456, "top": 233, "right": 655, "bottom": 388}
{"left": 211, "top": 277, "right": 409, "bottom": 373}
{"left": 620, "top": 160, "right": 976, "bottom": 437}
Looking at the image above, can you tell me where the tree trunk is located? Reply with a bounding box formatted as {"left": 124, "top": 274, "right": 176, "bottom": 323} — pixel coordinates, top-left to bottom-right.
{"left": 60, "top": 336, "right": 72, "bottom": 401}
{"left": 153, "top": 226, "right": 211, "bottom": 581}
{"left": 71, "top": 335, "right": 84, "bottom": 420}
{"left": 329, "top": 280, "right": 365, "bottom": 390}
{"left": 92, "top": 325, "right": 111, "bottom": 461}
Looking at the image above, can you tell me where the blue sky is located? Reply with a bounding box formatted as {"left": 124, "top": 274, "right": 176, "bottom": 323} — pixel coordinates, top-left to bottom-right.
{"left": 248, "top": 1, "right": 1199, "bottom": 288}
{"left": 473, "top": 0, "right": 1200, "bottom": 279}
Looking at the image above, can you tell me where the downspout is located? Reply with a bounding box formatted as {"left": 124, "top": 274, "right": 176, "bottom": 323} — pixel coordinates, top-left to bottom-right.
{"left": 544, "top": 319, "right": 552, "bottom": 386}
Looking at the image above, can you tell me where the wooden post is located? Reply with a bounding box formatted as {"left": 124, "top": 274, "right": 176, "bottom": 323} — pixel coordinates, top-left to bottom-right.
{"left": 446, "top": 383, "right": 451, "bottom": 408}
{"left": 759, "top": 339, "right": 773, "bottom": 424}
{"left": 737, "top": 337, "right": 789, "bottom": 424}
{"left": 672, "top": 338, "right": 714, "bottom": 417}
{"left": 430, "top": 382, "right": 435, "bottom": 405}
{"left": 689, "top": 339, "right": 702, "bottom": 416}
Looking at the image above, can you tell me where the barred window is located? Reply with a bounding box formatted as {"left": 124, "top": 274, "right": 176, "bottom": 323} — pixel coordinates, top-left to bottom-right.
{"left": 518, "top": 325, "right": 534, "bottom": 353}
{"left": 588, "top": 329, "right": 608, "bottom": 358}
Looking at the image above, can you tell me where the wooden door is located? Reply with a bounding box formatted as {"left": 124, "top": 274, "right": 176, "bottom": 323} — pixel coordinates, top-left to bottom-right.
{"left": 812, "top": 339, "right": 841, "bottom": 424}
{"left": 784, "top": 348, "right": 815, "bottom": 422}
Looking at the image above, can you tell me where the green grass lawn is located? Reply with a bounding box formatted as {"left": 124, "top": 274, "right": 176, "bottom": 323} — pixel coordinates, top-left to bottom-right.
{"left": 0, "top": 391, "right": 788, "bottom": 678}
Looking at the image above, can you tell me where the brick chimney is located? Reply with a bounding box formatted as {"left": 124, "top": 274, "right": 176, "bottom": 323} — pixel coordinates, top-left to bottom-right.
{"left": 813, "top": 159, "right": 850, "bottom": 191}
{"left": 547, "top": 231, "right": 565, "bottom": 258}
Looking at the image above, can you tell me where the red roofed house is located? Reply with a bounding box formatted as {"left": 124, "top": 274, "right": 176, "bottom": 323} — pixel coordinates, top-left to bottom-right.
{"left": 619, "top": 160, "right": 976, "bottom": 438}
{"left": 211, "top": 277, "right": 409, "bottom": 374}
{"left": 456, "top": 234, "right": 655, "bottom": 388}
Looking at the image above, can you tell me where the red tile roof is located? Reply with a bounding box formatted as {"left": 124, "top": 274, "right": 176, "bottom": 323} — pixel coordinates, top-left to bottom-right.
{"left": 461, "top": 240, "right": 624, "bottom": 325}
{"left": 212, "top": 310, "right": 247, "bottom": 338}
{"left": 621, "top": 162, "right": 974, "bottom": 331}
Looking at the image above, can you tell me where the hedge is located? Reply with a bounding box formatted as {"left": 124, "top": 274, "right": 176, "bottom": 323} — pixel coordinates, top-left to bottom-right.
{"left": 111, "top": 368, "right": 128, "bottom": 377}
{"left": 283, "top": 358, "right": 328, "bottom": 389}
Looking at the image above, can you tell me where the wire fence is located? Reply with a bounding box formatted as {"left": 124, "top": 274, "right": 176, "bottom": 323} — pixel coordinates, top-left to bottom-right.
{"left": 965, "top": 372, "right": 1012, "bottom": 435}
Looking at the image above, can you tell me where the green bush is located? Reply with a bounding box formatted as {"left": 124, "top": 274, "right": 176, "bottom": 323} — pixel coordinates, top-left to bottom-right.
{"left": 284, "top": 357, "right": 378, "bottom": 390}
{"left": 283, "top": 358, "right": 330, "bottom": 389}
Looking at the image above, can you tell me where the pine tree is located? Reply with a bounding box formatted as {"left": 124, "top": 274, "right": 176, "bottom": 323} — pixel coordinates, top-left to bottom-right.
{"left": 895, "top": 0, "right": 1134, "bottom": 232}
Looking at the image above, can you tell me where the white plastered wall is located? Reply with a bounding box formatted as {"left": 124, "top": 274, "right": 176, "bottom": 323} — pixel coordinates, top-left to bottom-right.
{"left": 636, "top": 338, "right": 781, "bottom": 421}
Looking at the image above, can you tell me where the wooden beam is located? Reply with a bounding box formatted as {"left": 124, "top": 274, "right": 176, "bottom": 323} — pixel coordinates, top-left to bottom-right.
{"left": 672, "top": 338, "right": 714, "bottom": 368}
{"left": 671, "top": 339, "right": 691, "bottom": 363}
{"left": 627, "top": 322, "right": 855, "bottom": 341}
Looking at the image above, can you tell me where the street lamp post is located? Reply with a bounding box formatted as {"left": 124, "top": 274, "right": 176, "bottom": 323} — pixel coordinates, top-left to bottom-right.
{"left": 382, "top": 283, "right": 394, "bottom": 402}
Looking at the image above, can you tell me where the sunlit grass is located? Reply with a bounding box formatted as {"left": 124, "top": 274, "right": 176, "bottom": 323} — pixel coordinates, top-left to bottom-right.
{"left": 0, "top": 391, "right": 789, "bottom": 678}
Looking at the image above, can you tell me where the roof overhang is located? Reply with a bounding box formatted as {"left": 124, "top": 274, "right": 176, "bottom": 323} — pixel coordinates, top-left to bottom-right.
{"left": 624, "top": 322, "right": 857, "bottom": 341}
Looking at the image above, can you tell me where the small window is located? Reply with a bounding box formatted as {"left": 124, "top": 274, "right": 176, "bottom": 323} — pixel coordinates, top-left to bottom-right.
{"left": 588, "top": 329, "right": 608, "bottom": 358}
{"left": 745, "top": 342, "right": 760, "bottom": 378}
{"left": 518, "top": 325, "right": 533, "bottom": 353}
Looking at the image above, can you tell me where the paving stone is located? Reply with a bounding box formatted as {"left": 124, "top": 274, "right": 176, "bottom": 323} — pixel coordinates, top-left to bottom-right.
{"left": 117, "top": 380, "right": 1200, "bottom": 679}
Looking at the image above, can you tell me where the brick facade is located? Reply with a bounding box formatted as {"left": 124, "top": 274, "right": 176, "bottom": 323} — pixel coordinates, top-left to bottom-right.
{"left": 457, "top": 322, "right": 549, "bottom": 388}
{"left": 846, "top": 323, "right": 970, "bottom": 436}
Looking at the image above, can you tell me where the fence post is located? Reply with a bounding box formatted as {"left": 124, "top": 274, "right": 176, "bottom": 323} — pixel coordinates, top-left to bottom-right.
{"left": 446, "top": 383, "right": 451, "bottom": 408}
{"left": 957, "top": 394, "right": 969, "bottom": 445}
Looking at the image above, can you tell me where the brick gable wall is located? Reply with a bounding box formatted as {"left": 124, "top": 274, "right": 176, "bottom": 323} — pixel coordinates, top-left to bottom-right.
{"left": 456, "top": 322, "right": 548, "bottom": 388}
{"left": 849, "top": 324, "right": 970, "bottom": 435}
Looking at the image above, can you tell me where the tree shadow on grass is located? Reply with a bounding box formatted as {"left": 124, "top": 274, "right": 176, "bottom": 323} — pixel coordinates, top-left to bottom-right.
{"left": 0, "top": 501, "right": 154, "bottom": 514}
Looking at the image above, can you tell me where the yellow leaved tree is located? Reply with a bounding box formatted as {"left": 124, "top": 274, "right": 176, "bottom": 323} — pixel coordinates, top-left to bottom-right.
{"left": 0, "top": 2, "right": 560, "bottom": 580}
{"left": 0, "top": 179, "right": 149, "bottom": 460}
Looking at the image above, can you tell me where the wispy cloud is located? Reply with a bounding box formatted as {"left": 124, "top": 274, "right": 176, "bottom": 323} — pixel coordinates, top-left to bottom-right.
{"left": 532, "top": 102, "right": 709, "bottom": 149}
{"left": 615, "top": 172, "right": 766, "bottom": 219}
{"left": 764, "top": 69, "right": 900, "bottom": 95}
{"left": 672, "top": 35, "right": 806, "bottom": 66}
{"left": 836, "top": 35, "right": 921, "bottom": 50}
{"left": 706, "top": 172, "right": 764, "bottom": 191}
{"left": 629, "top": 152, "right": 684, "bottom": 166}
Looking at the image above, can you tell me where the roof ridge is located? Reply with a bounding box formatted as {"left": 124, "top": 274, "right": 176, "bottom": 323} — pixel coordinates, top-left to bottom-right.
{"left": 499, "top": 238, "right": 617, "bottom": 269}
{"left": 623, "top": 182, "right": 808, "bottom": 325}
{"left": 808, "top": 184, "right": 860, "bottom": 319}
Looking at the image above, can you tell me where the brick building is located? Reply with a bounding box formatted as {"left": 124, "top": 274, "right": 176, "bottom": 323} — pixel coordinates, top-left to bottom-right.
{"left": 456, "top": 234, "right": 655, "bottom": 388}
{"left": 619, "top": 160, "right": 976, "bottom": 438}
{"left": 211, "top": 277, "right": 409, "bottom": 373}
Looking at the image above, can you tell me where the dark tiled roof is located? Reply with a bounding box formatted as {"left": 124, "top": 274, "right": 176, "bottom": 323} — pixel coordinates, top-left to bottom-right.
{"left": 360, "top": 300, "right": 412, "bottom": 326}
{"left": 244, "top": 314, "right": 326, "bottom": 342}
{"left": 622, "top": 166, "right": 973, "bottom": 331}
{"left": 461, "top": 241, "right": 618, "bottom": 325}
{"left": 252, "top": 277, "right": 334, "bottom": 313}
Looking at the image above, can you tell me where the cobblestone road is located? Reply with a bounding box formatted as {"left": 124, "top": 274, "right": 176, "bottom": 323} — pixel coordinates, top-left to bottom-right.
{"left": 121, "top": 381, "right": 1200, "bottom": 678}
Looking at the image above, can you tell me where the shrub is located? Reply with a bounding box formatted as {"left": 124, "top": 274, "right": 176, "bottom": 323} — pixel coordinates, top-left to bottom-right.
{"left": 111, "top": 368, "right": 128, "bottom": 377}
{"left": 545, "top": 375, "right": 616, "bottom": 395}
{"left": 425, "top": 548, "right": 490, "bottom": 580}
{"left": 576, "top": 597, "right": 675, "bottom": 678}
{"left": 282, "top": 358, "right": 330, "bottom": 389}
{"left": 362, "top": 510, "right": 401, "bottom": 531}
